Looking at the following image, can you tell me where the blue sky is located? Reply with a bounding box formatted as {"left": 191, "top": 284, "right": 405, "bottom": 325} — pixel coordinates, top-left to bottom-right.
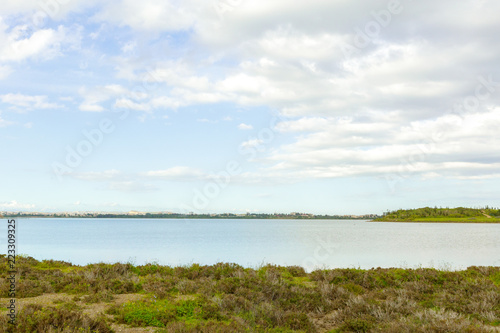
{"left": 1, "top": 0, "right": 500, "bottom": 214}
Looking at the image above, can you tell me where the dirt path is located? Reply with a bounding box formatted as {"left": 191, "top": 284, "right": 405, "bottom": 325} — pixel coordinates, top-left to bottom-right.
{"left": 481, "top": 210, "right": 492, "bottom": 218}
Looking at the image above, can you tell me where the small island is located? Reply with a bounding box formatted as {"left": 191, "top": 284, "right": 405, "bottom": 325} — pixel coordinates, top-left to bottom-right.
{"left": 373, "top": 207, "right": 500, "bottom": 223}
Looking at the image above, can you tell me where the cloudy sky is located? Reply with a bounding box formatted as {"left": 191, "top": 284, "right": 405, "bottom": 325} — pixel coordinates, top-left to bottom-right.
{"left": 0, "top": 0, "right": 499, "bottom": 214}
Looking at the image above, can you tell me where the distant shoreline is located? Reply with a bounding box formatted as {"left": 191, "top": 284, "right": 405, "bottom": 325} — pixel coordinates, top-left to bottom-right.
{"left": 1, "top": 215, "right": 375, "bottom": 220}
{"left": 369, "top": 220, "right": 500, "bottom": 223}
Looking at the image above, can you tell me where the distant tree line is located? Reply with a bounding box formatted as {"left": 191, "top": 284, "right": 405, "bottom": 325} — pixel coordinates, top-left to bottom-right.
{"left": 378, "top": 206, "right": 500, "bottom": 221}
{"left": 2, "top": 212, "right": 378, "bottom": 220}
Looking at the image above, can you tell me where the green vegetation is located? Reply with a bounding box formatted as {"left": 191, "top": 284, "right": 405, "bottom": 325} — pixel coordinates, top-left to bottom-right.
{"left": 1, "top": 255, "right": 500, "bottom": 332}
{"left": 374, "top": 207, "right": 500, "bottom": 223}
{"left": 5, "top": 304, "right": 112, "bottom": 333}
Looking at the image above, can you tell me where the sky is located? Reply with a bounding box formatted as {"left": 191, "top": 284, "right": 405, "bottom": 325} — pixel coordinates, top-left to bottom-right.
{"left": 0, "top": 0, "right": 499, "bottom": 215}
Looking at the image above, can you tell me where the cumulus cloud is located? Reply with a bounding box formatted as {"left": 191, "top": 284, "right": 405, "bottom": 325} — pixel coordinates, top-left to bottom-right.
{"left": 93, "top": 0, "right": 201, "bottom": 32}
{"left": 238, "top": 123, "right": 253, "bottom": 130}
{"left": 78, "top": 84, "right": 131, "bottom": 112}
{"left": 0, "top": 200, "right": 35, "bottom": 210}
{"left": 240, "top": 139, "right": 263, "bottom": 149}
{"left": 0, "top": 0, "right": 98, "bottom": 19}
{"left": 0, "top": 20, "right": 82, "bottom": 62}
{"left": 114, "top": 98, "right": 151, "bottom": 112}
{"left": 136, "top": 0, "right": 500, "bottom": 182}
{"left": 261, "top": 107, "right": 500, "bottom": 181}
{"left": 3, "top": 0, "right": 500, "bottom": 185}
{"left": 0, "top": 93, "right": 62, "bottom": 110}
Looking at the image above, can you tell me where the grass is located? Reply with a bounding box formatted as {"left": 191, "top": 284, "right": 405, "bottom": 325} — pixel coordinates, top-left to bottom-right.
{"left": 1, "top": 255, "right": 499, "bottom": 332}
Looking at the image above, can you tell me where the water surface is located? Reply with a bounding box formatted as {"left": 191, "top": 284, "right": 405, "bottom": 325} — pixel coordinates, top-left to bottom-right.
{"left": 3, "top": 218, "right": 500, "bottom": 271}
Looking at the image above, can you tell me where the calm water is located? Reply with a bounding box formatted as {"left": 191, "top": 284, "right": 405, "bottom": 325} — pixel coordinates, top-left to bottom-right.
{"left": 3, "top": 218, "right": 500, "bottom": 271}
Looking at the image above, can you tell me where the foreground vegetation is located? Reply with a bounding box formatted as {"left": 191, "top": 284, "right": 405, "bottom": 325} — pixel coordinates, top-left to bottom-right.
{"left": 374, "top": 207, "right": 500, "bottom": 223}
{"left": 1, "top": 256, "right": 500, "bottom": 332}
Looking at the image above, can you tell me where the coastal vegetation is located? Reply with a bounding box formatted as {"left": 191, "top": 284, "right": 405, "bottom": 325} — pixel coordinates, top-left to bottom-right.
{"left": 1, "top": 255, "right": 500, "bottom": 332}
{"left": 374, "top": 207, "right": 500, "bottom": 223}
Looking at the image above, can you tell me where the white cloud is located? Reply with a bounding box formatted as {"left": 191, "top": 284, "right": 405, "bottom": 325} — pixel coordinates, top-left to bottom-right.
{"left": 217, "top": 73, "right": 266, "bottom": 94}
{"left": 148, "top": 61, "right": 211, "bottom": 91}
{"left": 0, "top": 116, "right": 13, "bottom": 127}
{"left": 0, "top": 93, "right": 62, "bottom": 110}
{"left": 240, "top": 139, "right": 263, "bottom": 149}
{"left": 258, "top": 107, "right": 500, "bottom": 181}
{"left": 79, "top": 103, "right": 105, "bottom": 112}
{"left": 0, "top": 200, "right": 35, "bottom": 210}
{"left": 78, "top": 84, "right": 131, "bottom": 112}
{"left": 94, "top": 0, "right": 200, "bottom": 32}
{"left": 256, "top": 26, "right": 346, "bottom": 61}
{"left": 0, "top": 65, "right": 12, "bottom": 79}
{"left": 72, "top": 170, "right": 122, "bottom": 181}
{"left": 0, "top": 20, "right": 82, "bottom": 62}
{"left": 0, "top": 0, "right": 99, "bottom": 19}
{"left": 114, "top": 98, "right": 151, "bottom": 112}
{"left": 121, "top": 40, "right": 137, "bottom": 53}
{"left": 150, "top": 96, "right": 184, "bottom": 110}
{"left": 143, "top": 167, "right": 207, "bottom": 180}
{"left": 0, "top": 0, "right": 49, "bottom": 13}
{"left": 1, "top": 0, "right": 499, "bottom": 189}
{"left": 238, "top": 123, "right": 253, "bottom": 130}
{"left": 85, "top": 1, "right": 500, "bottom": 185}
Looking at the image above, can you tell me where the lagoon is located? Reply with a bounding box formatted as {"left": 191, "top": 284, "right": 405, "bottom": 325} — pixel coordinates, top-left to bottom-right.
{"left": 4, "top": 218, "right": 500, "bottom": 271}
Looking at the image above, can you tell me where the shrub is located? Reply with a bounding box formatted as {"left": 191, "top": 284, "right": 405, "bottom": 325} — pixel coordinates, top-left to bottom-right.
{"left": 0, "top": 304, "right": 112, "bottom": 333}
